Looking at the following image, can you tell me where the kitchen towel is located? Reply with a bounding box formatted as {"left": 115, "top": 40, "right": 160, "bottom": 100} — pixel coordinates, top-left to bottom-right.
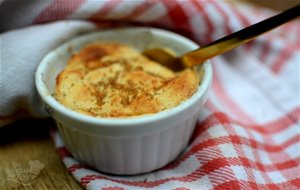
{"left": 0, "top": 0, "right": 299, "bottom": 189}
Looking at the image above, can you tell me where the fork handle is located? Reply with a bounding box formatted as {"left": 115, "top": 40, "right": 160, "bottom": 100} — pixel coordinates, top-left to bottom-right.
{"left": 182, "top": 4, "right": 300, "bottom": 67}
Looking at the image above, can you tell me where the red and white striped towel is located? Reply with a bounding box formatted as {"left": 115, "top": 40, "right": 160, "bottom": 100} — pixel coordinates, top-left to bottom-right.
{"left": 1, "top": 0, "right": 299, "bottom": 189}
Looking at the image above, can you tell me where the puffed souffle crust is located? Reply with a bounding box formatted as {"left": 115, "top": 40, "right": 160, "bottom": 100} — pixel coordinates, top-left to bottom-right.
{"left": 55, "top": 43, "right": 200, "bottom": 118}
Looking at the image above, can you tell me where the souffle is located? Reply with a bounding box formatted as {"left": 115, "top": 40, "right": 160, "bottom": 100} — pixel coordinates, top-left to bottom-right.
{"left": 55, "top": 43, "right": 200, "bottom": 117}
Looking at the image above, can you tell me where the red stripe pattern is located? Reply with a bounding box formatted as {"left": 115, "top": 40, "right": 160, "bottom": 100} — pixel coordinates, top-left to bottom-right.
{"left": 52, "top": 110, "right": 300, "bottom": 189}
{"left": 1, "top": 0, "right": 300, "bottom": 189}
{"left": 33, "top": 0, "right": 86, "bottom": 24}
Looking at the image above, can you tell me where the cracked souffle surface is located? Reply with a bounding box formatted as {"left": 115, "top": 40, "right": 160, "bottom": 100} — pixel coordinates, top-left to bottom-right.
{"left": 55, "top": 43, "right": 200, "bottom": 118}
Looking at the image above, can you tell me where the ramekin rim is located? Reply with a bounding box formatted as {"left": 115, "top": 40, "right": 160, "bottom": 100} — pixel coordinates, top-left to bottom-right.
{"left": 35, "top": 27, "right": 212, "bottom": 127}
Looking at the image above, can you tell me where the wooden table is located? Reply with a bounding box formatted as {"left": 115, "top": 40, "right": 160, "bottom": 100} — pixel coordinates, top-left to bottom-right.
{"left": 242, "top": 0, "right": 299, "bottom": 11}
{"left": 0, "top": 1, "right": 298, "bottom": 190}
{"left": 0, "top": 119, "right": 82, "bottom": 189}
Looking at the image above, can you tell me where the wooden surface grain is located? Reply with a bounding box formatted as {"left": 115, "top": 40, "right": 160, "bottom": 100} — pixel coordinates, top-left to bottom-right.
{"left": 242, "top": 0, "right": 299, "bottom": 11}
{"left": 0, "top": 119, "right": 82, "bottom": 190}
{"left": 0, "top": 1, "right": 298, "bottom": 190}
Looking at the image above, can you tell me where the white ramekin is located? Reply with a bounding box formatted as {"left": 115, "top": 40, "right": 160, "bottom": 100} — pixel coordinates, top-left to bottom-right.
{"left": 35, "top": 27, "right": 212, "bottom": 175}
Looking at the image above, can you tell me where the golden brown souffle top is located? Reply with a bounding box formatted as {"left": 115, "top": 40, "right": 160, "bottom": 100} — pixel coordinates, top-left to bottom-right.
{"left": 55, "top": 43, "right": 200, "bottom": 118}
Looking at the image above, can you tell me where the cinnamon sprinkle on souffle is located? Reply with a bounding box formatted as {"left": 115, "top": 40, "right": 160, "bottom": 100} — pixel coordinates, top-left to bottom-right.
{"left": 55, "top": 43, "right": 200, "bottom": 118}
